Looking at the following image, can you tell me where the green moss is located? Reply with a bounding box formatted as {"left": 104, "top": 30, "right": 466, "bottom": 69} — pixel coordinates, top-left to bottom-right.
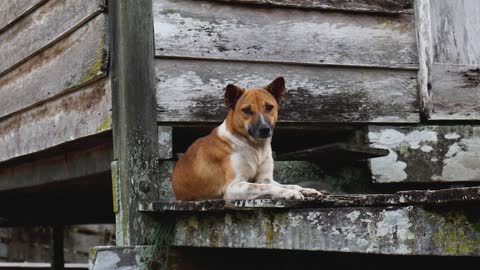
{"left": 97, "top": 114, "right": 112, "bottom": 132}
{"left": 89, "top": 248, "right": 98, "bottom": 265}
{"left": 81, "top": 37, "right": 106, "bottom": 84}
{"left": 432, "top": 211, "right": 480, "bottom": 255}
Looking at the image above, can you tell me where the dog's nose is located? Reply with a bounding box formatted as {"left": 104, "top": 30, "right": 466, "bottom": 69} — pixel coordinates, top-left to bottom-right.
{"left": 259, "top": 127, "right": 271, "bottom": 137}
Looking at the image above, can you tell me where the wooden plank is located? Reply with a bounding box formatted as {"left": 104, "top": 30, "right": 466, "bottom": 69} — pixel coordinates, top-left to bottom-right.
{"left": 0, "top": 0, "right": 47, "bottom": 32}
{"left": 0, "top": 0, "right": 105, "bottom": 76}
{"left": 155, "top": 59, "right": 419, "bottom": 123}
{"left": 165, "top": 205, "right": 480, "bottom": 255}
{"left": 0, "top": 14, "right": 108, "bottom": 119}
{"left": 209, "top": 0, "right": 413, "bottom": 14}
{"left": 157, "top": 126, "right": 173, "bottom": 159}
{"left": 414, "top": 0, "right": 433, "bottom": 119}
{"left": 430, "top": 0, "right": 480, "bottom": 65}
{"left": 275, "top": 143, "right": 389, "bottom": 161}
{"left": 368, "top": 125, "right": 480, "bottom": 183}
{"left": 430, "top": 64, "right": 480, "bottom": 120}
{"left": 50, "top": 225, "right": 64, "bottom": 270}
{"left": 153, "top": 0, "right": 418, "bottom": 68}
{"left": 0, "top": 78, "right": 112, "bottom": 163}
{"left": 0, "top": 143, "right": 112, "bottom": 192}
{"left": 111, "top": 0, "right": 162, "bottom": 246}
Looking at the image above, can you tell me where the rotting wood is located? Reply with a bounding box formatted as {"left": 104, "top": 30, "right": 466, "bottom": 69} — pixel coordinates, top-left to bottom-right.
{"left": 0, "top": 0, "right": 105, "bottom": 76}
{"left": 275, "top": 143, "right": 389, "bottom": 161}
{"left": 155, "top": 59, "right": 419, "bottom": 123}
{"left": 0, "top": 78, "right": 112, "bottom": 163}
{"left": 414, "top": 0, "right": 433, "bottom": 119}
{"left": 0, "top": 143, "right": 112, "bottom": 192}
{"left": 153, "top": 0, "right": 417, "bottom": 68}
{"left": 0, "top": 0, "right": 47, "bottom": 32}
{"left": 368, "top": 125, "right": 480, "bottom": 183}
{"left": 209, "top": 0, "right": 413, "bottom": 14}
{"left": 110, "top": 0, "right": 162, "bottom": 246}
{"left": 0, "top": 14, "right": 108, "bottom": 119}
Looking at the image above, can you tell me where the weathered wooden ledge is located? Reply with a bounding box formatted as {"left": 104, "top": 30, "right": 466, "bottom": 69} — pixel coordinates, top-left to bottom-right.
{"left": 139, "top": 186, "right": 480, "bottom": 213}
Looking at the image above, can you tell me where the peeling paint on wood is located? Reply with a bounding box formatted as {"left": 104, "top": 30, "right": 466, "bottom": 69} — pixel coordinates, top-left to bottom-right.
{"left": 155, "top": 59, "right": 419, "bottom": 123}
{"left": 157, "top": 126, "right": 172, "bottom": 159}
{"left": 168, "top": 205, "right": 480, "bottom": 255}
{"left": 0, "top": 0, "right": 105, "bottom": 76}
{"left": 0, "top": 0, "right": 47, "bottom": 32}
{"left": 0, "top": 78, "right": 112, "bottom": 163}
{"left": 368, "top": 126, "right": 480, "bottom": 182}
{"left": 210, "top": 0, "right": 413, "bottom": 14}
{"left": 153, "top": 0, "right": 417, "bottom": 68}
{"left": 430, "top": 64, "right": 480, "bottom": 120}
{"left": 0, "top": 14, "right": 108, "bottom": 119}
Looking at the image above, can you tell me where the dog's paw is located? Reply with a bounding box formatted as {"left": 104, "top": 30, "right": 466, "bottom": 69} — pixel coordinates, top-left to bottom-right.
{"left": 299, "top": 188, "right": 328, "bottom": 197}
{"left": 274, "top": 189, "right": 304, "bottom": 200}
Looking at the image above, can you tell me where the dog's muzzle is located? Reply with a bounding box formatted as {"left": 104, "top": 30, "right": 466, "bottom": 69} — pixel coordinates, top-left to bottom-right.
{"left": 248, "top": 115, "right": 273, "bottom": 139}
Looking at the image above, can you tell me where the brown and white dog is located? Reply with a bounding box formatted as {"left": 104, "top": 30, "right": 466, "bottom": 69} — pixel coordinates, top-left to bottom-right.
{"left": 172, "top": 77, "right": 323, "bottom": 201}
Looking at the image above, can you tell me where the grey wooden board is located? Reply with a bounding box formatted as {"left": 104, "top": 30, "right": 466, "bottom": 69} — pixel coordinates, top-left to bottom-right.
{"left": 0, "top": 0, "right": 47, "bottom": 32}
{"left": 155, "top": 59, "right": 419, "bottom": 123}
{"left": 153, "top": 0, "right": 418, "bottom": 68}
{"left": 275, "top": 143, "right": 389, "bottom": 161}
{"left": 0, "top": 14, "right": 108, "bottom": 119}
{"left": 210, "top": 0, "right": 413, "bottom": 14}
{"left": 169, "top": 205, "right": 480, "bottom": 255}
{"left": 158, "top": 126, "right": 173, "bottom": 159}
{"left": 430, "top": 0, "right": 480, "bottom": 65}
{"left": 0, "top": 0, "right": 105, "bottom": 76}
{"left": 368, "top": 125, "right": 480, "bottom": 183}
{"left": 0, "top": 144, "right": 112, "bottom": 191}
{"left": 431, "top": 64, "right": 480, "bottom": 120}
{"left": 0, "top": 78, "right": 112, "bottom": 163}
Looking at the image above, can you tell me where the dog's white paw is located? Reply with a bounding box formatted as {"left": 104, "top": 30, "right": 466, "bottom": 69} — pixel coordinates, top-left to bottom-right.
{"left": 274, "top": 189, "right": 304, "bottom": 200}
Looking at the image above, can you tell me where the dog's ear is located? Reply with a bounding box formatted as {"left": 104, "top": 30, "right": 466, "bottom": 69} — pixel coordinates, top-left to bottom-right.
{"left": 224, "top": 83, "right": 245, "bottom": 110}
{"left": 265, "top": 77, "right": 285, "bottom": 103}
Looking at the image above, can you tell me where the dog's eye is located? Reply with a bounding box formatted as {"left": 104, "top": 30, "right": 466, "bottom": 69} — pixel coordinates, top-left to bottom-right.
{"left": 242, "top": 107, "right": 254, "bottom": 115}
{"left": 265, "top": 104, "right": 274, "bottom": 112}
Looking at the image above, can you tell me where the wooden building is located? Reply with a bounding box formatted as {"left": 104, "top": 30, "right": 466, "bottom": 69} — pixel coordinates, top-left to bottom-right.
{"left": 0, "top": 0, "right": 479, "bottom": 269}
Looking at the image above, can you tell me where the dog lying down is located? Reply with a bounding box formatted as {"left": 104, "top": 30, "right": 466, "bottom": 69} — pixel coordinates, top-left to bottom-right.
{"left": 172, "top": 77, "right": 326, "bottom": 201}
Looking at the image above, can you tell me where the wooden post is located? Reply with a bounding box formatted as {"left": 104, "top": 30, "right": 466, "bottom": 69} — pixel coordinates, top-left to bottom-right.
{"left": 110, "top": 0, "right": 161, "bottom": 245}
{"left": 50, "top": 225, "right": 64, "bottom": 270}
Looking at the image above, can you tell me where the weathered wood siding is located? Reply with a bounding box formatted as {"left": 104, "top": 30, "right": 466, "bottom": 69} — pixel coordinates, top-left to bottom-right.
{"left": 153, "top": 0, "right": 420, "bottom": 124}
{"left": 429, "top": 0, "right": 480, "bottom": 120}
{"left": 368, "top": 125, "right": 480, "bottom": 183}
{"left": 0, "top": 0, "right": 110, "bottom": 165}
{"left": 0, "top": 0, "right": 47, "bottom": 32}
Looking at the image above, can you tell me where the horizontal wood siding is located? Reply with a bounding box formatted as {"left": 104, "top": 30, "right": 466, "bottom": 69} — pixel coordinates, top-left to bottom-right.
{"left": 368, "top": 125, "right": 480, "bottom": 183}
{"left": 0, "top": 14, "right": 108, "bottom": 119}
{"left": 155, "top": 59, "right": 419, "bottom": 123}
{"left": 0, "top": 0, "right": 47, "bottom": 32}
{"left": 209, "top": 0, "right": 413, "bottom": 14}
{"left": 153, "top": 0, "right": 417, "bottom": 69}
{"left": 0, "top": 79, "right": 112, "bottom": 163}
{"left": 0, "top": 0, "right": 105, "bottom": 76}
{"left": 429, "top": 0, "right": 480, "bottom": 120}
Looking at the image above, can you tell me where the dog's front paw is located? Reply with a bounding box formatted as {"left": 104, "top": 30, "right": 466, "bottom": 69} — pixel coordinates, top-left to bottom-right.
{"left": 299, "top": 188, "right": 328, "bottom": 197}
{"left": 274, "top": 189, "right": 304, "bottom": 200}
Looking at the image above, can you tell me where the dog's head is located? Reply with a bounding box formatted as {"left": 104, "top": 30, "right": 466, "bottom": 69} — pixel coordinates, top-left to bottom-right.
{"left": 224, "top": 77, "right": 285, "bottom": 140}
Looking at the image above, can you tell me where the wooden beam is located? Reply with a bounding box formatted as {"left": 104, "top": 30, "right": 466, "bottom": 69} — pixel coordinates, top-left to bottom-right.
{"left": 0, "top": 0, "right": 47, "bottom": 32}
{"left": 50, "top": 225, "right": 64, "bottom": 270}
{"left": 110, "top": 0, "right": 162, "bottom": 246}
{"left": 368, "top": 125, "right": 480, "bottom": 183}
{"left": 155, "top": 59, "right": 419, "bottom": 124}
{"left": 275, "top": 143, "right": 389, "bottom": 161}
{"left": 153, "top": 0, "right": 418, "bottom": 69}
{"left": 208, "top": 0, "right": 413, "bottom": 14}
{"left": 0, "top": 14, "right": 108, "bottom": 119}
{"left": 0, "top": 0, "right": 105, "bottom": 76}
{"left": 414, "top": 0, "right": 433, "bottom": 119}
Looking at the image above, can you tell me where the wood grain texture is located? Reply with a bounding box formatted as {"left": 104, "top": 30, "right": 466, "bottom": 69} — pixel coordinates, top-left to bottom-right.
{"left": 153, "top": 0, "right": 418, "bottom": 68}
{"left": 0, "top": 78, "right": 112, "bottom": 163}
{"left": 430, "top": 0, "right": 480, "bottom": 65}
{"left": 430, "top": 64, "right": 480, "bottom": 120}
{"left": 414, "top": 0, "right": 433, "bottom": 119}
{"left": 155, "top": 59, "right": 419, "bottom": 123}
{"left": 210, "top": 0, "right": 413, "bottom": 14}
{"left": 0, "top": 0, "right": 47, "bottom": 32}
{"left": 0, "top": 0, "right": 105, "bottom": 76}
{"left": 368, "top": 125, "right": 480, "bottom": 183}
{"left": 0, "top": 14, "right": 108, "bottom": 119}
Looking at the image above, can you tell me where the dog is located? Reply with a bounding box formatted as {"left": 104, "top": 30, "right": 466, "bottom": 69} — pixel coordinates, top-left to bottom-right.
{"left": 172, "top": 77, "right": 323, "bottom": 201}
